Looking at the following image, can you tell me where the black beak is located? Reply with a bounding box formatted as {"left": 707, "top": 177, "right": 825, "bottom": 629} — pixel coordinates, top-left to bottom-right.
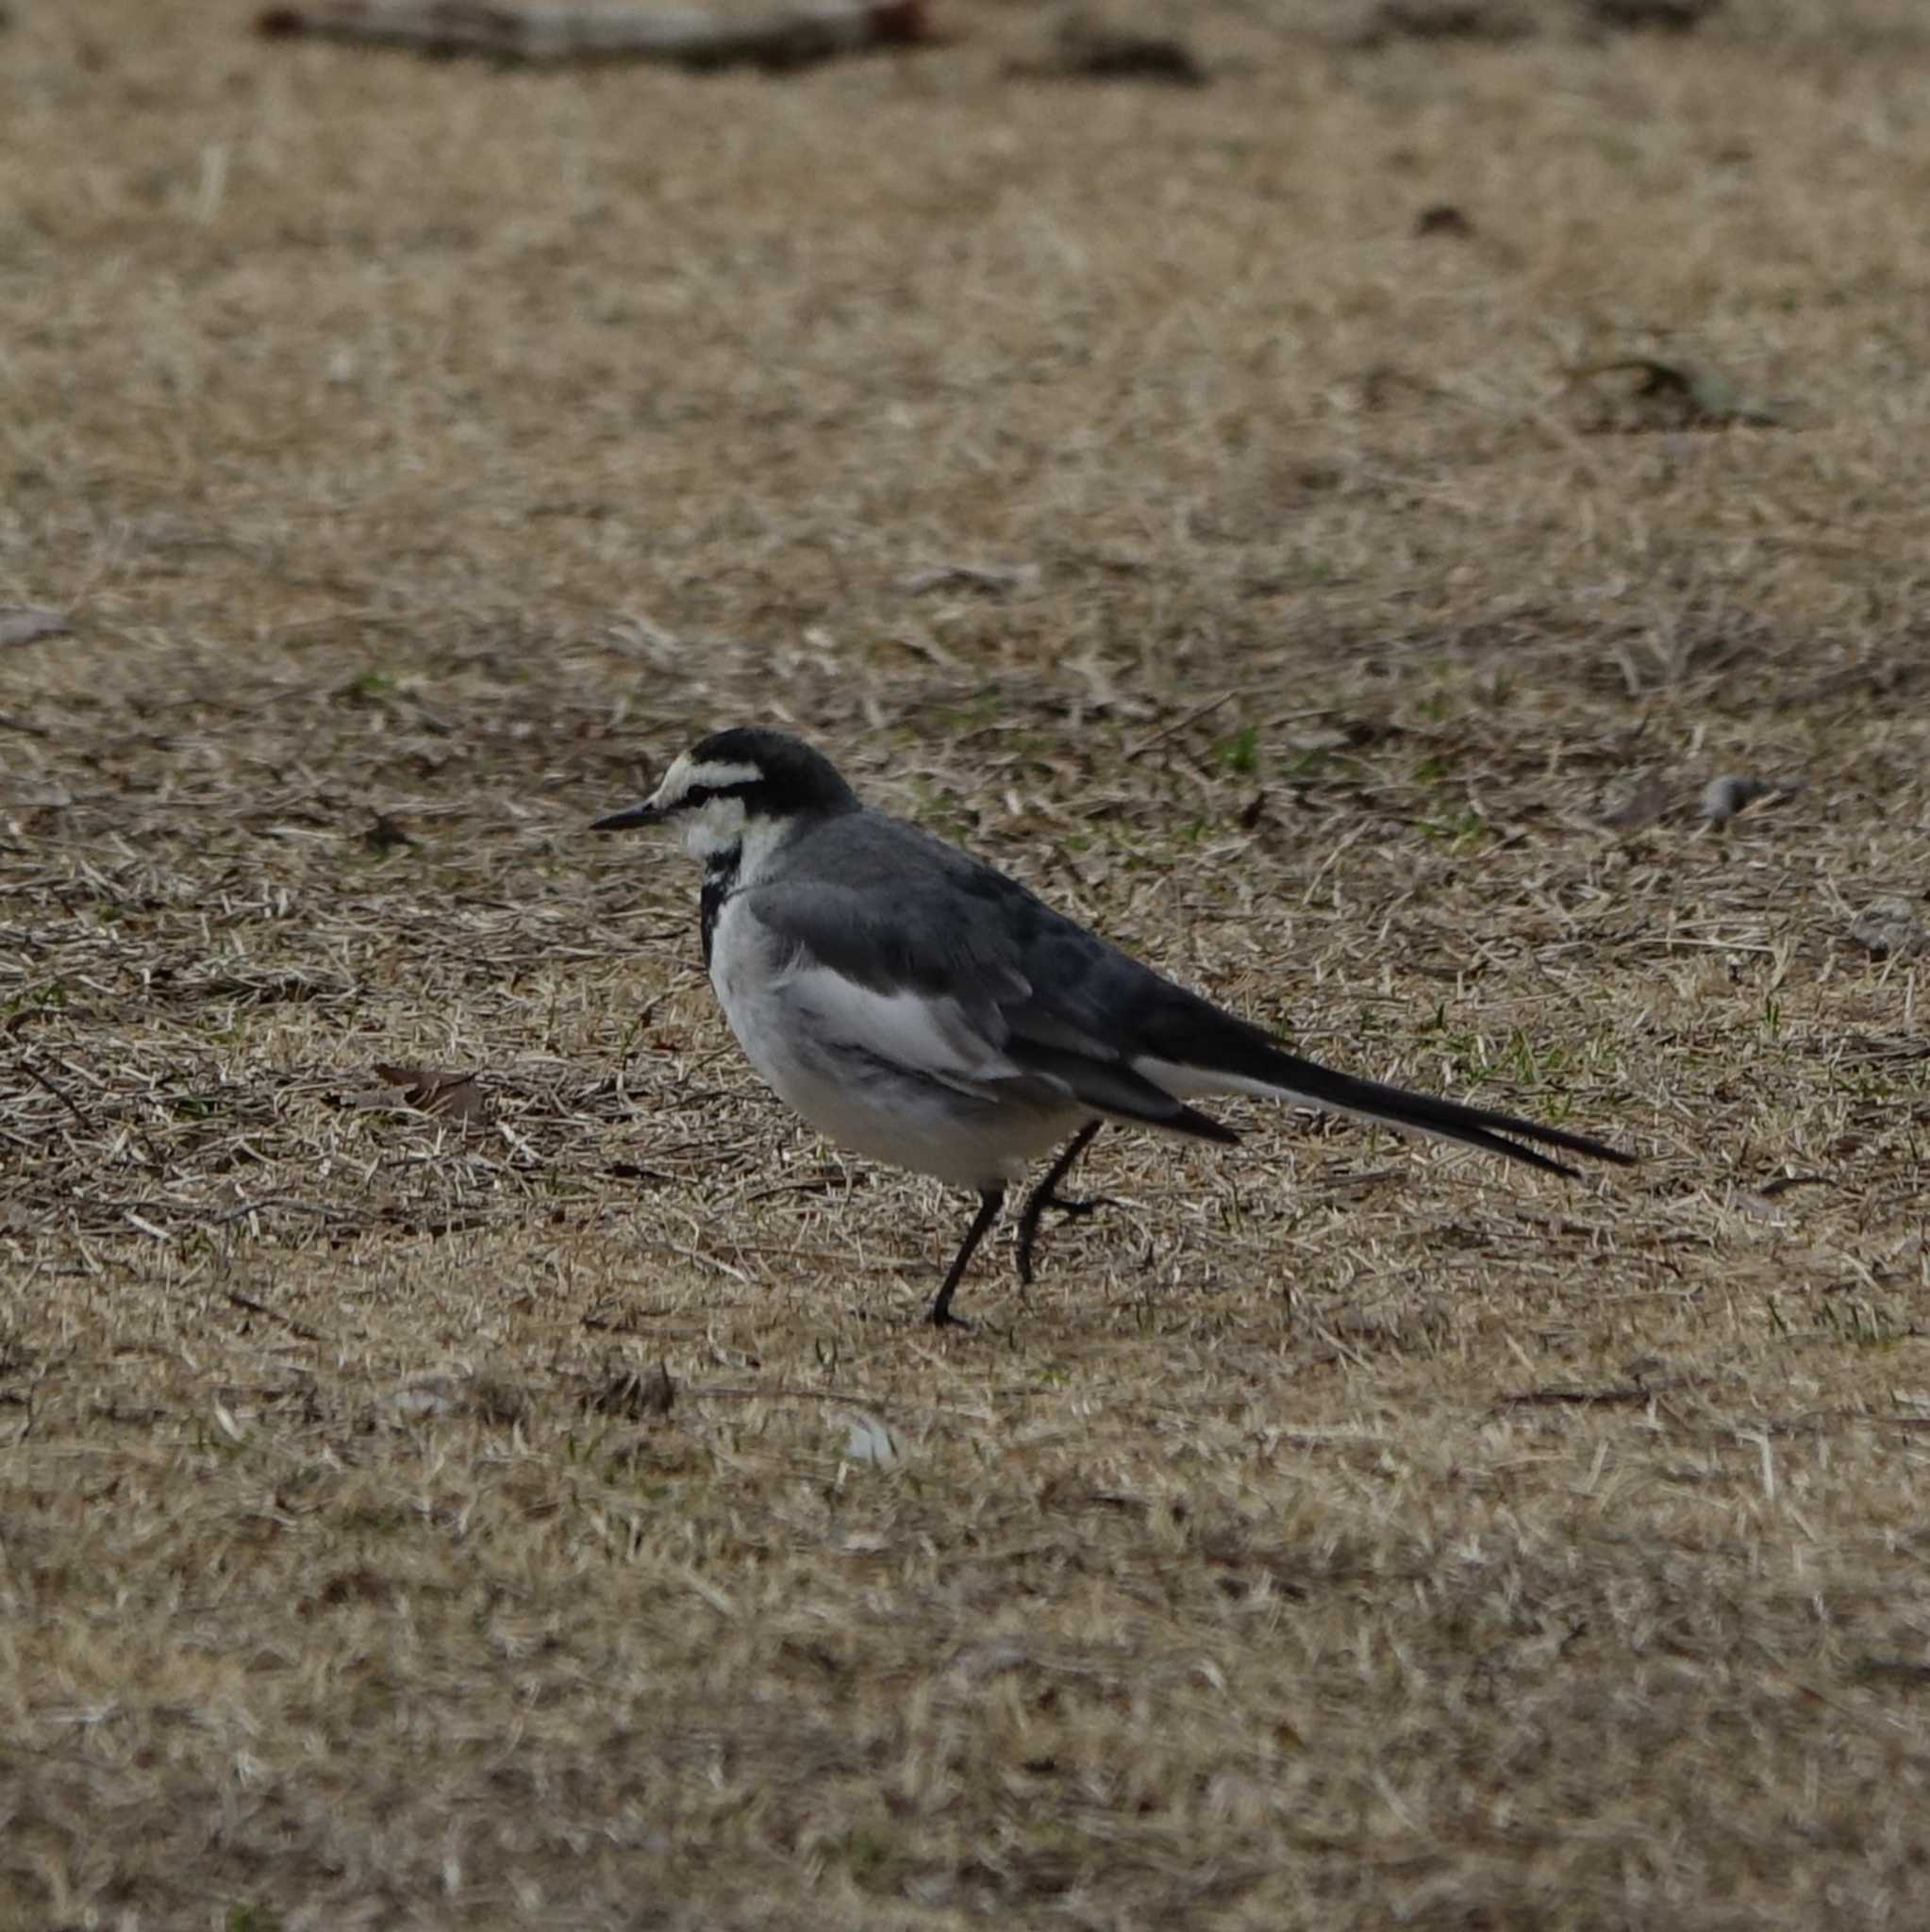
{"left": 591, "top": 800, "right": 662, "bottom": 832}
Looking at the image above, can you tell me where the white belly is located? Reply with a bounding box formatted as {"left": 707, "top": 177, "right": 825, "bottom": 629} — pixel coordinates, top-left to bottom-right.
{"left": 707, "top": 900, "right": 1080, "bottom": 1191}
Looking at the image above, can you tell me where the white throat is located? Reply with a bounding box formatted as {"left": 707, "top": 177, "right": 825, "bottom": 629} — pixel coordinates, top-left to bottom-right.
{"left": 679, "top": 794, "right": 749, "bottom": 864}
{"left": 692, "top": 807, "right": 795, "bottom": 890}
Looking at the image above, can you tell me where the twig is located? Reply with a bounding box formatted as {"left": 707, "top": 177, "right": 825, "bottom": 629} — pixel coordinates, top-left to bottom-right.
{"left": 1501, "top": 1386, "right": 1652, "bottom": 1407}
{"left": 18, "top": 1056, "right": 92, "bottom": 1136}
{"left": 19, "top": 1055, "right": 169, "bottom": 1174}
{"left": 257, "top": 0, "right": 931, "bottom": 68}
{"left": 203, "top": 1196, "right": 358, "bottom": 1228}
{"left": 225, "top": 1291, "right": 324, "bottom": 1343}
{"left": 1123, "top": 691, "right": 1240, "bottom": 761}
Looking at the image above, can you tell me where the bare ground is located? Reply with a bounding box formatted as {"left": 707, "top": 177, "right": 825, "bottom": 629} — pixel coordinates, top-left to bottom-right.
{"left": 5, "top": 2, "right": 1930, "bottom": 1925}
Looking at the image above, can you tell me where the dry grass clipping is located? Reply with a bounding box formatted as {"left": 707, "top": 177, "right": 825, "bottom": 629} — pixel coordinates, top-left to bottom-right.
{"left": 5, "top": 2, "right": 1930, "bottom": 1926}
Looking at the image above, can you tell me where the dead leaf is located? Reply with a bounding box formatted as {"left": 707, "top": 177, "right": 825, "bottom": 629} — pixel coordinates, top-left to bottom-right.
{"left": 1011, "top": 14, "right": 1206, "bottom": 85}
{"left": 1586, "top": 0, "right": 1721, "bottom": 31}
{"left": 1414, "top": 204, "right": 1473, "bottom": 239}
{"left": 1567, "top": 358, "right": 1795, "bottom": 432}
{"left": 1849, "top": 1657, "right": 1930, "bottom": 1686}
{"left": 0, "top": 606, "right": 70, "bottom": 648}
{"left": 363, "top": 812, "right": 416, "bottom": 854}
{"left": 467, "top": 1372, "right": 530, "bottom": 1426}
{"left": 1352, "top": 0, "right": 1535, "bottom": 46}
{"left": 589, "top": 1360, "right": 675, "bottom": 1420}
{"left": 372, "top": 1063, "right": 491, "bottom": 1124}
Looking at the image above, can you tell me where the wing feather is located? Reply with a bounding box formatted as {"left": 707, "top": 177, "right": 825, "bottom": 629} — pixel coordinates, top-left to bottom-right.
{"left": 776, "top": 962, "right": 1017, "bottom": 1095}
{"left": 742, "top": 814, "right": 1238, "bottom": 1141}
{"left": 743, "top": 808, "right": 1628, "bottom": 1172}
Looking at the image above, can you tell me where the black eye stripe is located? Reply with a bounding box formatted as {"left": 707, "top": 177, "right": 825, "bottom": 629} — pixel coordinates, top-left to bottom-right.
{"left": 662, "top": 746, "right": 857, "bottom": 822}
{"left": 675, "top": 778, "right": 759, "bottom": 813}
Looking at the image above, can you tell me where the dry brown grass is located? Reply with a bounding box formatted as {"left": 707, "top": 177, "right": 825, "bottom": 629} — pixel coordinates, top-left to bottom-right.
{"left": 6, "top": 2, "right": 1930, "bottom": 1925}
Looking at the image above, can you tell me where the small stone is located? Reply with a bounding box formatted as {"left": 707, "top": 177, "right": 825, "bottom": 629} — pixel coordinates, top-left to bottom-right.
{"left": 1700, "top": 774, "right": 1770, "bottom": 824}
{"left": 0, "top": 606, "right": 69, "bottom": 648}
{"left": 1848, "top": 899, "right": 1927, "bottom": 959}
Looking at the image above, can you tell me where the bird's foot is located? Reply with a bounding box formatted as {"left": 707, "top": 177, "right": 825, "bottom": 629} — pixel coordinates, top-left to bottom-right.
{"left": 1042, "top": 1191, "right": 1114, "bottom": 1223}
{"left": 1015, "top": 1192, "right": 1120, "bottom": 1287}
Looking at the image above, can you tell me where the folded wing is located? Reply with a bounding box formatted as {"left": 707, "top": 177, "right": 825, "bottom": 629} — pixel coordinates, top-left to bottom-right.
{"left": 748, "top": 809, "right": 1629, "bottom": 1174}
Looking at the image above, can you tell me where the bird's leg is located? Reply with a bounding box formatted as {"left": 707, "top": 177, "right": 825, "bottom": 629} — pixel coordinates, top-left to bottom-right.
{"left": 928, "top": 1189, "right": 1005, "bottom": 1328}
{"left": 1015, "top": 1121, "right": 1114, "bottom": 1286}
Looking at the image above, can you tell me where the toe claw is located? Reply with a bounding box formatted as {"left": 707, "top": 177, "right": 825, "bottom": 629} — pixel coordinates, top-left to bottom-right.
{"left": 1047, "top": 1192, "right": 1116, "bottom": 1223}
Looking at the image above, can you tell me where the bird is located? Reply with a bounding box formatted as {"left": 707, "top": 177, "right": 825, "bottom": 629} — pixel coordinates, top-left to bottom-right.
{"left": 593, "top": 726, "right": 1633, "bottom": 1327}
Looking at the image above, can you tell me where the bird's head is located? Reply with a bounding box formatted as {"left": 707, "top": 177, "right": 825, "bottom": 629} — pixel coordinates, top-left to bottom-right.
{"left": 592, "top": 726, "right": 858, "bottom": 866}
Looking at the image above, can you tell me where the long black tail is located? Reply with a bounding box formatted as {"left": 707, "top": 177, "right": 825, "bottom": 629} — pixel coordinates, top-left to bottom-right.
{"left": 1241, "top": 1040, "right": 1633, "bottom": 1179}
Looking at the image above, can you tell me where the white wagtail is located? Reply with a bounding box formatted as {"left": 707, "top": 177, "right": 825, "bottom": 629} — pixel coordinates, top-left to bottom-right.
{"left": 594, "top": 727, "right": 1633, "bottom": 1326}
